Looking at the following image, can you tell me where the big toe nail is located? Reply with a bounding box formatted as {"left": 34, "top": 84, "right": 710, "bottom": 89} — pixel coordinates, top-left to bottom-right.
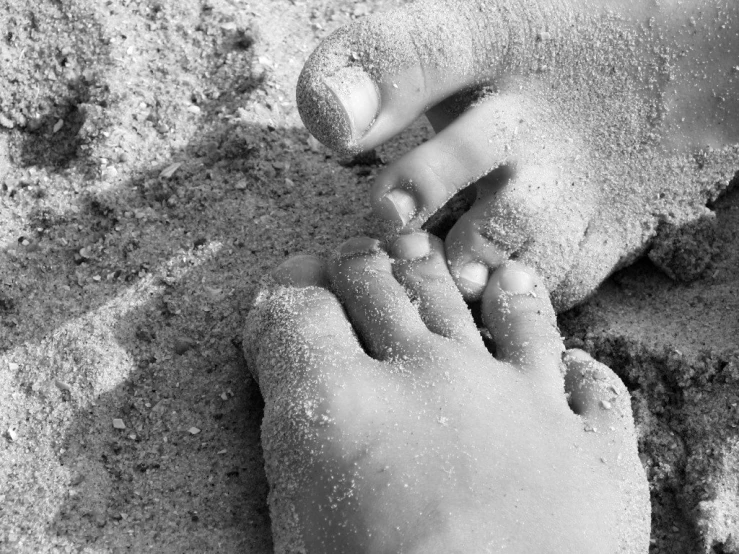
{"left": 299, "top": 64, "right": 380, "bottom": 155}
{"left": 324, "top": 67, "right": 380, "bottom": 141}
{"left": 272, "top": 255, "right": 328, "bottom": 288}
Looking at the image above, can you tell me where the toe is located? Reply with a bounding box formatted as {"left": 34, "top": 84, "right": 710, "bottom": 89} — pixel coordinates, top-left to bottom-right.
{"left": 328, "top": 236, "right": 431, "bottom": 360}
{"left": 389, "top": 231, "right": 481, "bottom": 343}
{"left": 552, "top": 220, "right": 625, "bottom": 312}
{"left": 244, "top": 264, "right": 371, "bottom": 401}
{"left": 370, "top": 95, "right": 521, "bottom": 227}
{"left": 563, "top": 349, "right": 650, "bottom": 548}
{"left": 563, "top": 349, "right": 636, "bottom": 440}
{"left": 244, "top": 259, "right": 382, "bottom": 553}
{"left": 444, "top": 161, "right": 595, "bottom": 304}
{"left": 444, "top": 197, "right": 511, "bottom": 302}
{"left": 481, "top": 263, "right": 564, "bottom": 385}
{"left": 297, "top": 0, "right": 522, "bottom": 156}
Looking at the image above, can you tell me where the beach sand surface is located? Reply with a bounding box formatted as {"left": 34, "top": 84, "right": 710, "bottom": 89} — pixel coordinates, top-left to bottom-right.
{"left": 0, "top": 0, "right": 737, "bottom": 552}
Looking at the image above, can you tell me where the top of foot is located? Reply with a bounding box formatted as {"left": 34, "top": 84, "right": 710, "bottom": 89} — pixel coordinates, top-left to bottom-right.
{"left": 244, "top": 233, "right": 650, "bottom": 552}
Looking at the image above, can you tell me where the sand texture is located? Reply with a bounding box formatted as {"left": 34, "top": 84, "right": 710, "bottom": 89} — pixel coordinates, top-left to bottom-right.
{"left": 0, "top": 0, "right": 737, "bottom": 552}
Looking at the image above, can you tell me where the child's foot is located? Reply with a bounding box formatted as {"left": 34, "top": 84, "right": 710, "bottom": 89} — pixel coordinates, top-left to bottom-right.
{"left": 297, "top": 0, "right": 739, "bottom": 310}
{"left": 244, "top": 232, "right": 649, "bottom": 553}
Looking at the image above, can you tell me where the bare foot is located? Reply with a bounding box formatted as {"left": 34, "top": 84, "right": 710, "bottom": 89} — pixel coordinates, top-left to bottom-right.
{"left": 297, "top": 0, "right": 739, "bottom": 310}
{"left": 243, "top": 232, "right": 649, "bottom": 553}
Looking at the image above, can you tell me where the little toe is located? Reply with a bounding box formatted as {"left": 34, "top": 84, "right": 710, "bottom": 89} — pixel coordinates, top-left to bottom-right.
{"left": 328, "top": 236, "right": 431, "bottom": 360}
{"left": 297, "top": 0, "right": 523, "bottom": 156}
{"left": 564, "top": 349, "right": 650, "bottom": 550}
{"left": 562, "top": 348, "right": 649, "bottom": 535}
{"left": 563, "top": 349, "right": 637, "bottom": 441}
{"left": 481, "top": 263, "right": 564, "bottom": 386}
{"left": 389, "top": 231, "right": 481, "bottom": 344}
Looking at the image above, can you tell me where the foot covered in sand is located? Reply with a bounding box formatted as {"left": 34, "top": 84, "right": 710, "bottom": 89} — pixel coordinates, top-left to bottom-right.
{"left": 243, "top": 232, "right": 649, "bottom": 553}
{"left": 298, "top": 0, "right": 739, "bottom": 310}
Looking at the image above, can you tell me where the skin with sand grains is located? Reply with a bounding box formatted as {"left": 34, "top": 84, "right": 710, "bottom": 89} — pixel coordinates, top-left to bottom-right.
{"left": 243, "top": 232, "right": 649, "bottom": 553}
{"left": 297, "top": 0, "right": 739, "bottom": 311}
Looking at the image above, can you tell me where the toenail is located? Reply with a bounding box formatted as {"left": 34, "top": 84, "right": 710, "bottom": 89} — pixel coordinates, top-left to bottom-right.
{"left": 391, "top": 233, "right": 430, "bottom": 260}
{"left": 272, "top": 255, "right": 326, "bottom": 287}
{"left": 338, "top": 237, "right": 382, "bottom": 258}
{"left": 458, "top": 263, "right": 489, "bottom": 291}
{"left": 498, "top": 268, "right": 535, "bottom": 294}
{"left": 379, "top": 189, "right": 415, "bottom": 227}
{"left": 564, "top": 349, "right": 594, "bottom": 363}
{"left": 323, "top": 66, "right": 379, "bottom": 140}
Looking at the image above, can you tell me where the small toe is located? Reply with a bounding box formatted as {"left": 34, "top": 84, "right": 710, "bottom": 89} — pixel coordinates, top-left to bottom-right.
{"left": 328, "top": 237, "right": 431, "bottom": 360}
{"left": 389, "top": 231, "right": 481, "bottom": 344}
{"left": 481, "top": 263, "right": 564, "bottom": 386}
{"left": 445, "top": 202, "right": 511, "bottom": 301}
{"left": 563, "top": 349, "right": 635, "bottom": 438}
{"left": 444, "top": 163, "right": 596, "bottom": 306}
{"left": 371, "top": 95, "right": 523, "bottom": 226}
{"left": 443, "top": 160, "right": 567, "bottom": 303}
{"left": 370, "top": 97, "right": 522, "bottom": 227}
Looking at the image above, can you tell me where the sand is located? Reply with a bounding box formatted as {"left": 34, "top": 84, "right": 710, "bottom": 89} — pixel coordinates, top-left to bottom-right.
{"left": 0, "top": 0, "right": 737, "bottom": 552}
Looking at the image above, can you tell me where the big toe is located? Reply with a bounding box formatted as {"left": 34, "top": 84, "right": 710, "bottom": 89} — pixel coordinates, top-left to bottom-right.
{"left": 244, "top": 256, "right": 383, "bottom": 553}
{"left": 297, "top": 0, "right": 515, "bottom": 156}
{"left": 244, "top": 255, "right": 369, "bottom": 398}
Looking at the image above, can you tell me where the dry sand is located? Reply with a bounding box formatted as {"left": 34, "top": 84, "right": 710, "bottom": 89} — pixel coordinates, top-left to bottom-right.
{"left": 0, "top": 0, "right": 737, "bottom": 552}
